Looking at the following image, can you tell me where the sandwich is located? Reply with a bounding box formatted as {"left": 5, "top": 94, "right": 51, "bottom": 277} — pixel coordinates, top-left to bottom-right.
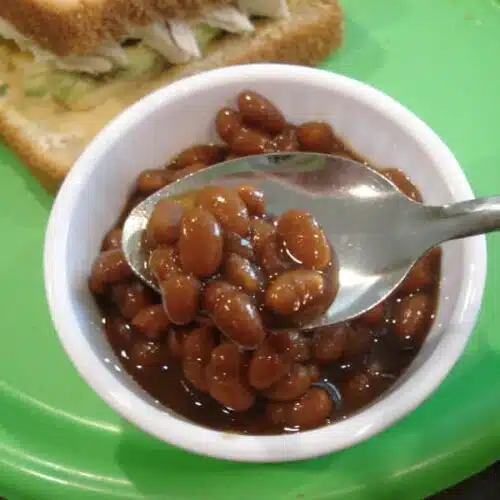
{"left": 0, "top": 0, "right": 343, "bottom": 191}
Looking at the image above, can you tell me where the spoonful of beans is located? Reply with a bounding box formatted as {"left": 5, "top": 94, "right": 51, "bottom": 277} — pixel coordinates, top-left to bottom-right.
{"left": 122, "top": 151, "right": 500, "bottom": 341}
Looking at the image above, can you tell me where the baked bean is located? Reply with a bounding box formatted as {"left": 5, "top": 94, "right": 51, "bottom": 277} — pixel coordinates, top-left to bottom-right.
{"left": 259, "top": 234, "right": 291, "bottom": 276}
{"left": 230, "top": 127, "right": 271, "bottom": 156}
{"left": 166, "top": 328, "right": 185, "bottom": 359}
{"left": 179, "top": 207, "right": 223, "bottom": 278}
{"left": 264, "top": 270, "right": 328, "bottom": 317}
{"left": 272, "top": 126, "right": 300, "bottom": 152}
{"left": 90, "top": 249, "right": 133, "bottom": 294}
{"left": 173, "top": 144, "right": 226, "bottom": 169}
{"left": 343, "top": 324, "right": 373, "bottom": 358}
{"left": 212, "top": 290, "right": 266, "bottom": 348}
{"left": 216, "top": 107, "right": 242, "bottom": 143}
{"left": 130, "top": 340, "right": 168, "bottom": 367}
{"left": 342, "top": 372, "right": 375, "bottom": 407}
{"left": 398, "top": 247, "right": 441, "bottom": 295}
{"left": 248, "top": 341, "right": 291, "bottom": 390}
{"left": 205, "top": 343, "right": 255, "bottom": 410}
{"left": 268, "top": 330, "right": 311, "bottom": 363}
{"left": 392, "top": 293, "right": 431, "bottom": 342}
{"left": 236, "top": 185, "right": 266, "bottom": 216}
{"left": 249, "top": 218, "right": 275, "bottom": 255}
{"left": 237, "top": 90, "right": 286, "bottom": 134}
{"left": 224, "top": 253, "right": 265, "bottom": 294}
{"left": 111, "top": 281, "right": 155, "bottom": 320}
{"left": 276, "top": 210, "right": 331, "bottom": 269}
{"left": 266, "top": 387, "right": 333, "bottom": 429}
{"left": 357, "top": 302, "right": 386, "bottom": 327}
{"left": 136, "top": 168, "right": 172, "bottom": 195}
{"left": 312, "top": 324, "right": 348, "bottom": 363}
{"left": 195, "top": 186, "right": 250, "bottom": 236}
{"left": 106, "top": 315, "right": 134, "bottom": 347}
{"left": 308, "top": 364, "right": 321, "bottom": 382}
{"left": 170, "top": 162, "right": 207, "bottom": 181}
{"left": 297, "top": 122, "right": 335, "bottom": 153}
{"left": 161, "top": 274, "right": 200, "bottom": 325}
{"left": 102, "top": 228, "right": 122, "bottom": 251}
{"left": 379, "top": 168, "right": 423, "bottom": 203}
{"left": 263, "top": 364, "right": 312, "bottom": 401}
{"left": 131, "top": 304, "right": 170, "bottom": 340}
{"left": 203, "top": 280, "right": 236, "bottom": 313}
{"left": 149, "top": 246, "right": 181, "bottom": 282}
{"left": 182, "top": 327, "right": 214, "bottom": 391}
{"left": 146, "top": 199, "right": 184, "bottom": 246}
{"left": 224, "top": 232, "right": 255, "bottom": 261}
{"left": 183, "top": 326, "right": 214, "bottom": 361}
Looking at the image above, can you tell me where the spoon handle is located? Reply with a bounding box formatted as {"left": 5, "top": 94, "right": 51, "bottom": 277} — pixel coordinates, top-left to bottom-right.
{"left": 428, "top": 196, "right": 500, "bottom": 245}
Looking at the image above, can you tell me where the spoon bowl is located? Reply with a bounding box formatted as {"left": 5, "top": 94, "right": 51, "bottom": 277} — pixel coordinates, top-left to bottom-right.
{"left": 123, "top": 152, "right": 499, "bottom": 327}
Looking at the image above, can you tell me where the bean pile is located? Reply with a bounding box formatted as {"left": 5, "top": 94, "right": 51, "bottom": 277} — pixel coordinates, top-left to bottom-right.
{"left": 89, "top": 90, "right": 441, "bottom": 434}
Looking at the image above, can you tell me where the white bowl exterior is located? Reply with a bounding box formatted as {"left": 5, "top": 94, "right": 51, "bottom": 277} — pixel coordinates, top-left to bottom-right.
{"left": 44, "top": 64, "right": 487, "bottom": 462}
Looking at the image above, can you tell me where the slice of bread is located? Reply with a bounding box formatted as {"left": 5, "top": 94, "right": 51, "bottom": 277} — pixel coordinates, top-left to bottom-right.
{"left": 0, "top": 0, "right": 235, "bottom": 56}
{"left": 0, "top": 0, "right": 343, "bottom": 191}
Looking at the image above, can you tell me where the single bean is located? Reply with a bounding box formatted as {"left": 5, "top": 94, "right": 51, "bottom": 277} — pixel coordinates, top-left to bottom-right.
{"left": 307, "top": 364, "right": 321, "bottom": 382}
{"left": 195, "top": 186, "right": 250, "bottom": 236}
{"left": 166, "top": 328, "right": 186, "bottom": 359}
{"left": 170, "top": 162, "right": 207, "bottom": 181}
{"left": 130, "top": 340, "right": 168, "bottom": 367}
{"left": 146, "top": 199, "right": 185, "bottom": 246}
{"left": 183, "top": 360, "right": 210, "bottom": 392}
{"left": 131, "top": 304, "right": 171, "bottom": 340}
{"left": 266, "top": 387, "right": 333, "bottom": 430}
{"left": 276, "top": 210, "right": 331, "bottom": 269}
{"left": 378, "top": 168, "right": 423, "bottom": 203}
{"left": 183, "top": 326, "right": 215, "bottom": 362}
{"left": 398, "top": 247, "right": 441, "bottom": 295}
{"left": 357, "top": 302, "right": 386, "bottom": 327}
{"left": 89, "top": 249, "right": 133, "bottom": 294}
{"left": 229, "top": 127, "right": 271, "bottom": 156}
{"left": 259, "top": 234, "right": 291, "bottom": 277}
{"left": 343, "top": 323, "right": 373, "bottom": 358}
{"left": 248, "top": 341, "right": 291, "bottom": 390}
{"left": 268, "top": 330, "right": 311, "bottom": 363}
{"left": 392, "top": 293, "right": 432, "bottom": 342}
{"left": 212, "top": 290, "right": 266, "bottom": 348}
{"left": 224, "top": 232, "right": 255, "bottom": 261}
{"left": 106, "top": 315, "right": 134, "bottom": 347}
{"left": 136, "top": 168, "right": 172, "bottom": 195}
{"left": 102, "top": 228, "right": 123, "bottom": 251}
{"left": 173, "top": 144, "right": 227, "bottom": 169}
{"left": 263, "top": 364, "right": 312, "bottom": 401}
{"left": 236, "top": 185, "right": 266, "bottom": 216}
{"left": 237, "top": 90, "right": 286, "bottom": 134}
{"left": 264, "top": 269, "right": 328, "bottom": 316}
{"left": 216, "top": 107, "right": 242, "bottom": 143}
{"left": 179, "top": 207, "right": 223, "bottom": 278}
{"left": 203, "top": 280, "right": 237, "bottom": 313}
{"left": 272, "top": 126, "right": 300, "bottom": 152}
{"left": 249, "top": 218, "right": 275, "bottom": 256}
{"left": 149, "top": 246, "right": 181, "bottom": 282}
{"left": 311, "top": 324, "right": 349, "bottom": 363}
{"left": 342, "top": 372, "right": 375, "bottom": 407}
{"left": 161, "top": 273, "right": 201, "bottom": 325}
{"left": 224, "top": 253, "right": 265, "bottom": 294}
{"left": 297, "top": 122, "right": 335, "bottom": 153}
{"left": 111, "top": 281, "right": 155, "bottom": 320}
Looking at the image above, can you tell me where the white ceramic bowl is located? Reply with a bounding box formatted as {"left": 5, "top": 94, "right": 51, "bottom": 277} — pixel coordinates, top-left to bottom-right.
{"left": 44, "top": 64, "right": 487, "bottom": 462}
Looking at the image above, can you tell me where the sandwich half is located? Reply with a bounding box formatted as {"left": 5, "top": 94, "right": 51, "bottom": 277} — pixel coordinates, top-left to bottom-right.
{"left": 0, "top": 0, "right": 343, "bottom": 190}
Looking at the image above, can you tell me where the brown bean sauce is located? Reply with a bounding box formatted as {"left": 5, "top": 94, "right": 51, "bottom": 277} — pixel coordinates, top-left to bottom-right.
{"left": 91, "top": 91, "right": 441, "bottom": 435}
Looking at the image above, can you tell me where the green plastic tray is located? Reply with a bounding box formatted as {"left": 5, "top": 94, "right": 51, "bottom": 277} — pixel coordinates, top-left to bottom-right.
{"left": 1, "top": 0, "right": 499, "bottom": 498}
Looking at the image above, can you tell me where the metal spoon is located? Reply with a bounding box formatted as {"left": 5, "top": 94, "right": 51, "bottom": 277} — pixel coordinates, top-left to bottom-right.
{"left": 122, "top": 152, "right": 498, "bottom": 328}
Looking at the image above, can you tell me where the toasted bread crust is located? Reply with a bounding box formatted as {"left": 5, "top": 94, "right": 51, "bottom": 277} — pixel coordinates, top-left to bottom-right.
{"left": 0, "top": 0, "right": 343, "bottom": 192}
{"left": 0, "top": 0, "right": 233, "bottom": 56}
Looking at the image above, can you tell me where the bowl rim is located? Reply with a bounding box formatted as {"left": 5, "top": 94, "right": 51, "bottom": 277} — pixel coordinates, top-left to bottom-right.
{"left": 44, "top": 64, "right": 487, "bottom": 463}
